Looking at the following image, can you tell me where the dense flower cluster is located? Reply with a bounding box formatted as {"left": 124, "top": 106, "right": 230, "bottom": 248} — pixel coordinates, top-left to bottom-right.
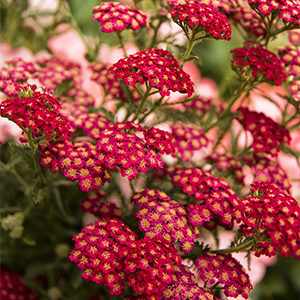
{"left": 169, "top": 2, "right": 231, "bottom": 41}
{"left": 40, "top": 140, "right": 110, "bottom": 191}
{"left": 163, "top": 265, "right": 214, "bottom": 300}
{"left": 69, "top": 219, "right": 139, "bottom": 295}
{"left": 35, "top": 57, "right": 81, "bottom": 90}
{"left": 207, "top": 152, "right": 244, "bottom": 183}
{"left": 0, "top": 58, "right": 35, "bottom": 97}
{"left": 66, "top": 87, "right": 96, "bottom": 106}
{"left": 81, "top": 191, "right": 121, "bottom": 219}
{"left": 132, "top": 189, "right": 199, "bottom": 253}
{"left": 0, "top": 87, "right": 72, "bottom": 141}
{"left": 96, "top": 122, "right": 176, "bottom": 180}
{"left": 243, "top": 153, "right": 291, "bottom": 194}
{"left": 90, "top": 62, "right": 140, "bottom": 102}
{"left": 61, "top": 102, "right": 110, "bottom": 139}
{"left": 278, "top": 45, "right": 300, "bottom": 102}
{"left": 110, "top": 48, "right": 194, "bottom": 96}
{"left": 170, "top": 122, "right": 209, "bottom": 161}
{"left": 168, "top": 166, "right": 243, "bottom": 230}
{"left": 231, "top": 42, "right": 287, "bottom": 85}
{"left": 239, "top": 183, "right": 300, "bottom": 259}
{"left": 195, "top": 252, "right": 253, "bottom": 299}
{"left": 247, "top": 0, "right": 300, "bottom": 26}
{"left": 237, "top": 107, "right": 291, "bottom": 156}
{"left": 124, "top": 236, "right": 182, "bottom": 297}
{"left": 0, "top": 268, "right": 37, "bottom": 300}
{"left": 92, "top": 2, "right": 147, "bottom": 32}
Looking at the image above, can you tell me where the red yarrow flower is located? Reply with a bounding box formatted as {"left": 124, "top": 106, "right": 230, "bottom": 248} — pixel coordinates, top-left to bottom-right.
{"left": 93, "top": 2, "right": 147, "bottom": 32}
{"left": 96, "top": 121, "right": 176, "bottom": 180}
{"left": 69, "top": 219, "right": 139, "bottom": 295}
{"left": 132, "top": 189, "right": 199, "bottom": 253}
{"left": 231, "top": 41, "right": 287, "bottom": 86}
{"left": 169, "top": 2, "right": 231, "bottom": 41}
{"left": 247, "top": 0, "right": 300, "bottom": 26}
{"left": 81, "top": 191, "right": 122, "bottom": 219}
{"left": 0, "top": 268, "right": 37, "bottom": 300}
{"left": 110, "top": 48, "right": 194, "bottom": 97}
{"left": 237, "top": 107, "right": 291, "bottom": 156}
{"left": 239, "top": 183, "right": 300, "bottom": 259}
{"left": 168, "top": 166, "right": 243, "bottom": 230}
{"left": 0, "top": 86, "right": 72, "bottom": 142}
{"left": 195, "top": 252, "right": 253, "bottom": 299}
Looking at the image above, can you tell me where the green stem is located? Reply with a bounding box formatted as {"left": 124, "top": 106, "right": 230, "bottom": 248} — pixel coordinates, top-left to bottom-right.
{"left": 211, "top": 239, "right": 254, "bottom": 254}
{"left": 116, "top": 30, "right": 128, "bottom": 57}
{"left": 205, "top": 81, "right": 248, "bottom": 132}
{"left": 27, "top": 132, "right": 45, "bottom": 184}
{"left": 0, "top": 160, "right": 28, "bottom": 189}
{"left": 139, "top": 96, "right": 164, "bottom": 123}
{"left": 132, "top": 86, "right": 152, "bottom": 122}
{"left": 60, "top": 0, "right": 94, "bottom": 59}
{"left": 180, "top": 35, "right": 195, "bottom": 68}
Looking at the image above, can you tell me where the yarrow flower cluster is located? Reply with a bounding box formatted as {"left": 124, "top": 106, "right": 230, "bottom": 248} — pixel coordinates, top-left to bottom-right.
{"left": 81, "top": 191, "right": 121, "bottom": 219}
{"left": 247, "top": 0, "right": 300, "bottom": 26}
{"left": 0, "top": 268, "right": 37, "bottom": 300}
{"left": 184, "top": 96, "right": 213, "bottom": 114}
{"left": 61, "top": 101, "right": 110, "bottom": 139}
{"left": 132, "top": 189, "right": 199, "bottom": 253}
{"left": 237, "top": 107, "right": 291, "bottom": 156}
{"left": 40, "top": 140, "right": 110, "bottom": 191}
{"left": 0, "top": 58, "right": 35, "bottom": 97}
{"left": 168, "top": 167, "right": 243, "bottom": 230}
{"left": 170, "top": 122, "right": 209, "bottom": 161}
{"left": 69, "top": 219, "right": 139, "bottom": 295}
{"left": 92, "top": 2, "right": 147, "bottom": 32}
{"left": 0, "top": 87, "right": 72, "bottom": 141}
{"left": 110, "top": 48, "right": 194, "bottom": 96}
{"left": 278, "top": 45, "right": 300, "bottom": 102}
{"left": 207, "top": 152, "right": 244, "bottom": 183}
{"left": 124, "top": 236, "right": 182, "bottom": 297}
{"left": 169, "top": 2, "right": 231, "bottom": 41}
{"left": 231, "top": 41, "right": 287, "bottom": 85}
{"left": 90, "top": 62, "right": 140, "bottom": 102}
{"left": 96, "top": 121, "right": 176, "bottom": 180}
{"left": 163, "top": 265, "right": 214, "bottom": 300}
{"left": 195, "top": 252, "right": 253, "bottom": 299}
{"left": 243, "top": 153, "right": 291, "bottom": 194}
{"left": 239, "top": 183, "right": 300, "bottom": 259}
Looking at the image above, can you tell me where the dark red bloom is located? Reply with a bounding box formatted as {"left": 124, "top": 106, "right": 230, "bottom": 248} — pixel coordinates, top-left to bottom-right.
{"left": 110, "top": 48, "right": 194, "bottom": 96}
{"left": 231, "top": 42, "right": 287, "bottom": 85}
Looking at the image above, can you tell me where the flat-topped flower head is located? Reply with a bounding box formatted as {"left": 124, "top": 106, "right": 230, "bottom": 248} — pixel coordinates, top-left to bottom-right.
{"left": 0, "top": 268, "right": 37, "bottom": 300}
{"left": 237, "top": 107, "right": 291, "bottom": 156}
{"left": 96, "top": 121, "right": 176, "bottom": 180}
{"left": 0, "top": 86, "right": 72, "bottom": 142}
{"left": 124, "top": 236, "right": 182, "bottom": 296}
{"left": 247, "top": 0, "right": 300, "bottom": 26}
{"left": 93, "top": 2, "right": 147, "bottom": 32}
{"left": 90, "top": 62, "right": 140, "bottom": 102}
{"left": 81, "top": 191, "right": 121, "bottom": 219}
{"left": 110, "top": 48, "right": 194, "bottom": 96}
{"left": 239, "top": 183, "right": 300, "bottom": 259}
{"left": 195, "top": 252, "right": 253, "bottom": 299}
{"left": 231, "top": 41, "right": 287, "bottom": 86}
{"left": 169, "top": 2, "right": 231, "bottom": 41}
{"left": 40, "top": 140, "right": 110, "bottom": 191}
{"left": 170, "top": 122, "right": 209, "bottom": 161}
{"left": 163, "top": 264, "right": 214, "bottom": 300}
{"left": 243, "top": 154, "right": 291, "bottom": 194}
{"left": 168, "top": 166, "right": 243, "bottom": 230}
{"left": 132, "top": 189, "right": 199, "bottom": 253}
{"left": 69, "top": 219, "right": 139, "bottom": 295}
